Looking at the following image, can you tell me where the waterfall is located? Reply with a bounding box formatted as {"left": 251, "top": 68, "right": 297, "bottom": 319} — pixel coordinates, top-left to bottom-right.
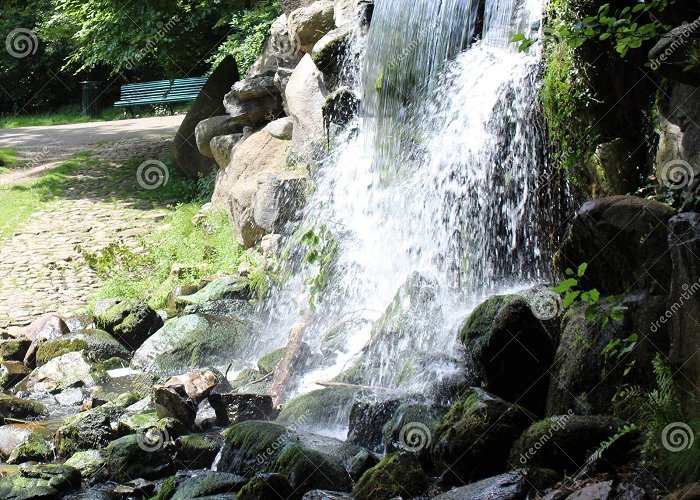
{"left": 248, "top": 0, "right": 559, "bottom": 415}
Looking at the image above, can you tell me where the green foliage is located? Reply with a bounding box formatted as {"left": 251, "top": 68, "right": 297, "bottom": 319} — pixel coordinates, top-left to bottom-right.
{"left": 300, "top": 225, "right": 338, "bottom": 308}
{"left": 238, "top": 250, "right": 281, "bottom": 302}
{"left": 207, "top": 0, "right": 281, "bottom": 75}
{"left": 556, "top": 263, "right": 636, "bottom": 375}
{"left": 92, "top": 205, "right": 243, "bottom": 309}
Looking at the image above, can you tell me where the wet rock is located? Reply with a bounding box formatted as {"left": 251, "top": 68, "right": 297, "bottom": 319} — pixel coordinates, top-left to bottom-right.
{"left": 0, "top": 339, "right": 31, "bottom": 362}
{"left": 36, "top": 329, "right": 130, "bottom": 365}
{"left": 163, "top": 368, "right": 223, "bottom": 403}
{"left": 288, "top": 1, "right": 336, "bottom": 52}
{"left": 546, "top": 293, "right": 669, "bottom": 416}
{"left": 460, "top": 294, "right": 557, "bottom": 415}
{"left": 114, "top": 478, "right": 156, "bottom": 497}
{"left": 64, "top": 314, "right": 96, "bottom": 333}
{"left": 208, "top": 393, "right": 276, "bottom": 426}
{"left": 0, "top": 424, "right": 46, "bottom": 458}
{"left": 238, "top": 473, "right": 293, "bottom": 499}
{"left": 0, "top": 464, "right": 81, "bottom": 498}
{"left": 257, "top": 343, "right": 311, "bottom": 375}
{"left": 116, "top": 412, "right": 159, "bottom": 436}
{"left": 353, "top": 451, "right": 431, "bottom": 500}
{"left": 53, "top": 387, "right": 88, "bottom": 407}
{"left": 105, "top": 434, "right": 172, "bottom": 483}
{"left": 276, "top": 386, "right": 360, "bottom": 430}
{"left": 266, "top": 117, "right": 294, "bottom": 140}
{"left": 312, "top": 26, "right": 353, "bottom": 79}
{"left": 585, "top": 139, "right": 640, "bottom": 196}
{"left": 174, "top": 55, "right": 239, "bottom": 178}
{"left": 434, "top": 469, "right": 558, "bottom": 499}
{"left": 153, "top": 385, "right": 198, "bottom": 429}
{"left": 322, "top": 87, "right": 358, "bottom": 133}
{"left": 94, "top": 299, "right": 163, "bottom": 351}
{"left": 303, "top": 491, "right": 352, "bottom": 500}
{"left": 0, "top": 361, "right": 29, "bottom": 390}
{"left": 347, "top": 399, "right": 401, "bottom": 452}
{"left": 55, "top": 409, "right": 113, "bottom": 457}
{"left": 195, "top": 115, "right": 242, "bottom": 158}
{"left": 170, "top": 471, "right": 247, "bottom": 499}
{"left": 285, "top": 54, "right": 328, "bottom": 160}
{"left": 218, "top": 420, "right": 361, "bottom": 494}
{"left": 174, "top": 277, "right": 248, "bottom": 310}
{"left": 253, "top": 172, "right": 308, "bottom": 234}
{"left": 131, "top": 314, "right": 252, "bottom": 375}
{"left": 510, "top": 415, "right": 636, "bottom": 473}
{"left": 555, "top": 196, "right": 675, "bottom": 295}
{"left": 7, "top": 427, "right": 54, "bottom": 464}
{"left": 0, "top": 395, "right": 48, "bottom": 421}
{"left": 21, "top": 351, "right": 104, "bottom": 394}
{"left": 430, "top": 388, "right": 534, "bottom": 486}
{"left": 382, "top": 401, "right": 444, "bottom": 454}
{"left": 174, "top": 434, "right": 221, "bottom": 469}
{"left": 64, "top": 449, "right": 108, "bottom": 482}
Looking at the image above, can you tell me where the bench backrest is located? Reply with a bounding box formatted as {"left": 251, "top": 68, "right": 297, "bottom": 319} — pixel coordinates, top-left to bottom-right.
{"left": 119, "top": 77, "right": 208, "bottom": 101}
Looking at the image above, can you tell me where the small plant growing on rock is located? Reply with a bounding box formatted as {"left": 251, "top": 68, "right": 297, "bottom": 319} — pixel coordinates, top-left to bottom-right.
{"left": 300, "top": 225, "right": 338, "bottom": 308}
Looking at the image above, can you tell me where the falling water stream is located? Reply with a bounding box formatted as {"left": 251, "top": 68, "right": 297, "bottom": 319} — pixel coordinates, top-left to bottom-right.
{"left": 243, "top": 0, "right": 558, "bottom": 430}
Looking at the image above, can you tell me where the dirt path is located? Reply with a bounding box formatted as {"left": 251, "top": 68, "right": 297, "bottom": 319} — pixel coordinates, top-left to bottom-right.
{"left": 0, "top": 137, "right": 177, "bottom": 330}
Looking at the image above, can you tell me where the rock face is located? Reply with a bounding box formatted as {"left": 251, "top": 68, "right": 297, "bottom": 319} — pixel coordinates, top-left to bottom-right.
{"left": 131, "top": 314, "right": 252, "bottom": 375}
{"left": 510, "top": 415, "right": 635, "bottom": 473}
{"left": 288, "top": 1, "right": 336, "bottom": 52}
{"left": 460, "top": 294, "right": 557, "bottom": 415}
{"left": 218, "top": 420, "right": 360, "bottom": 494}
{"left": 352, "top": 452, "right": 430, "bottom": 500}
{"left": 210, "top": 127, "right": 306, "bottom": 248}
{"left": 195, "top": 115, "right": 242, "bottom": 158}
{"left": 94, "top": 299, "right": 163, "bottom": 351}
{"left": 555, "top": 196, "right": 676, "bottom": 295}
{"left": 285, "top": 54, "right": 328, "bottom": 161}
{"left": 429, "top": 388, "right": 534, "bottom": 485}
{"left": 668, "top": 213, "right": 700, "bottom": 401}
{"left": 173, "top": 56, "right": 239, "bottom": 178}
{"left": 224, "top": 72, "right": 285, "bottom": 127}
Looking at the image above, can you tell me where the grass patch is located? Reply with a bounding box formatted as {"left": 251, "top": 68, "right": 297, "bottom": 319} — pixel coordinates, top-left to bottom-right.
{"left": 0, "top": 152, "right": 96, "bottom": 240}
{"left": 89, "top": 205, "right": 244, "bottom": 309}
{"left": 0, "top": 103, "right": 190, "bottom": 129}
{"left": 0, "top": 147, "right": 23, "bottom": 173}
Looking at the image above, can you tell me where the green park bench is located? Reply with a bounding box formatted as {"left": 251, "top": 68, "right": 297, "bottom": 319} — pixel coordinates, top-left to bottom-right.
{"left": 114, "top": 77, "right": 208, "bottom": 114}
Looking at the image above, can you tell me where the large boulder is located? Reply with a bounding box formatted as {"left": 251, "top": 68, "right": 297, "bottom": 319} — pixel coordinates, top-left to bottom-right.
{"left": 668, "top": 213, "right": 700, "bottom": 401}
{"left": 460, "top": 294, "right": 557, "bottom": 415}
{"left": 174, "top": 56, "right": 239, "bottom": 178}
{"left": 285, "top": 54, "right": 328, "bottom": 161}
{"left": 168, "top": 472, "right": 248, "bottom": 499}
{"left": 131, "top": 314, "right": 253, "bottom": 375}
{"left": 94, "top": 299, "right": 163, "bottom": 351}
{"left": 218, "top": 420, "right": 361, "bottom": 494}
{"left": 312, "top": 25, "right": 353, "bottom": 79}
{"left": 223, "top": 72, "right": 285, "bottom": 127}
{"left": 352, "top": 451, "right": 431, "bottom": 500}
{"left": 195, "top": 115, "right": 242, "bottom": 158}
{"left": 210, "top": 127, "right": 306, "bottom": 248}
{"left": 280, "top": 0, "right": 320, "bottom": 16}
{"left": 247, "top": 15, "right": 304, "bottom": 77}
{"left": 209, "top": 393, "right": 276, "bottom": 426}
{"left": 333, "top": 0, "right": 361, "bottom": 27}
{"left": 288, "top": 1, "right": 336, "bottom": 53}
{"left": 429, "top": 388, "right": 534, "bottom": 486}
{"left": 173, "top": 276, "right": 249, "bottom": 310}
{"left": 35, "top": 329, "right": 129, "bottom": 365}
{"left": 555, "top": 196, "right": 676, "bottom": 295}
{"left": 276, "top": 386, "right": 360, "bottom": 430}
{"left": 546, "top": 293, "right": 669, "bottom": 416}
{"left": 510, "top": 415, "right": 636, "bottom": 473}
{"left": 20, "top": 351, "right": 104, "bottom": 394}
{"left": 105, "top": 434, "right": 171, "bottom": 483}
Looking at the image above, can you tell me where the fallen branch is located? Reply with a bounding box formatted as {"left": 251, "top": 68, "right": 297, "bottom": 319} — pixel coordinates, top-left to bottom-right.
{"left": 270, "top": 314, "right": 310, "bottom": 407}
{"left": 314, "top": 380, "right": 396, "bottom": 392}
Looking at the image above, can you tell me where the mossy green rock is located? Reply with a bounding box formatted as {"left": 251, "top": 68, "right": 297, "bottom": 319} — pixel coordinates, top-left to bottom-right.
{"left": 460, "top": 293, "right": 557, "bottom": 414}
{"left": 174, "top": 277, "right": 248, "bottom": 310}
{"left": 257, "top": 343, "right": 311, "bottom": 376}
{"left": 36, "top": 329, "right": 129, "bottom": 365}
{"left": 7, "top": 428, "right": 54, "bottom": 464}
{"left": 238, "top": 473, "right": 293, "bottom": 500}
{"left": 105, "top": 434, "right": 172, "bottom": 482}
{"left": 95, "top": 298, "right": 163, "bottom": 350}
{"left": 0, "top": 395, "right": 48, "bottom": 421}
{"left": 174, "top": 434, "right": 221, "bottom": 469}
{"left": 170, "top": 471, "right": 247, "bottom": 499}
{"left": 0, "top": 339, "right": 31, "bottom": 362}
{"left": 116, "top": 411, "right": 159, "bottom": 435}
{"left": 509, "top": 415, "right": 635, "bottom": 473}
{"left": 55, "top": 409, "right": 114, "bottom": 457}
{"left": 131, "top": 314, "right": 253, "bottom": 375}
{"left": 276, "top": 386, "right": 361, "bottom": 429}
{"left": 353, "top": 452, "right": 431, "bottom": 500}
{"left": 218, "top": 421, "right": 360, "bottom": 494}
{"left": 0, "top": 474, "right": 58, "bottom": 499}
{"left": 430, "top": 388, "right": 534, "bottom": 485}
{"left": 64, "top": 449, "right": 108, "bottom": 481}
{"left": 381, "top": 402, "right": 443, "bottom": 454}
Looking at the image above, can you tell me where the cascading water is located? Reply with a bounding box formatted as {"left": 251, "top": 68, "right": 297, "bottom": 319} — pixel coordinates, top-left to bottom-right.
{"left": 246, "top": 0, "right": 562, "bottom": 428}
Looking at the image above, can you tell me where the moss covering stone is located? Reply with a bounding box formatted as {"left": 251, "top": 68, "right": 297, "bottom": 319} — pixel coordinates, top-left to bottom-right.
{"left": 35, "top": 338, "right": 88, "bottom": 365}
{"left": 237, "top": 473, "right": 293, "bottom": 500}
{"left": 95, "top": 298, "right": 163, "bottom": 350}
{"left": 64, "top": 449, "right": 108, "bottom": 481}
{"left": 55, "top": 409, "right": 113, "bottom": 457}
{"left": 169, "top": 471, "right": 247, "bottom": 499}
{"left": 353, "top": 451, "right": 431, "bottom": 500}
{"left": 105, "top": 434, "right": 172, "bottom": 483}
{"left": 429, "top": 388, "right": 534, "bottom": 485}
{"left": 7, "top": 429, "right": 54, "bottom": 464}
{"left": 175, "top": 434, "right": 221, "bottom": 469}
{"left": 276, "top": 386, "right": 360, "bottom": 429}
{"left": 0, "top": 339, "right": 31, "bottom": 362}
{"left": 0, "top": 394, "right": 48, "bottom": 421}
